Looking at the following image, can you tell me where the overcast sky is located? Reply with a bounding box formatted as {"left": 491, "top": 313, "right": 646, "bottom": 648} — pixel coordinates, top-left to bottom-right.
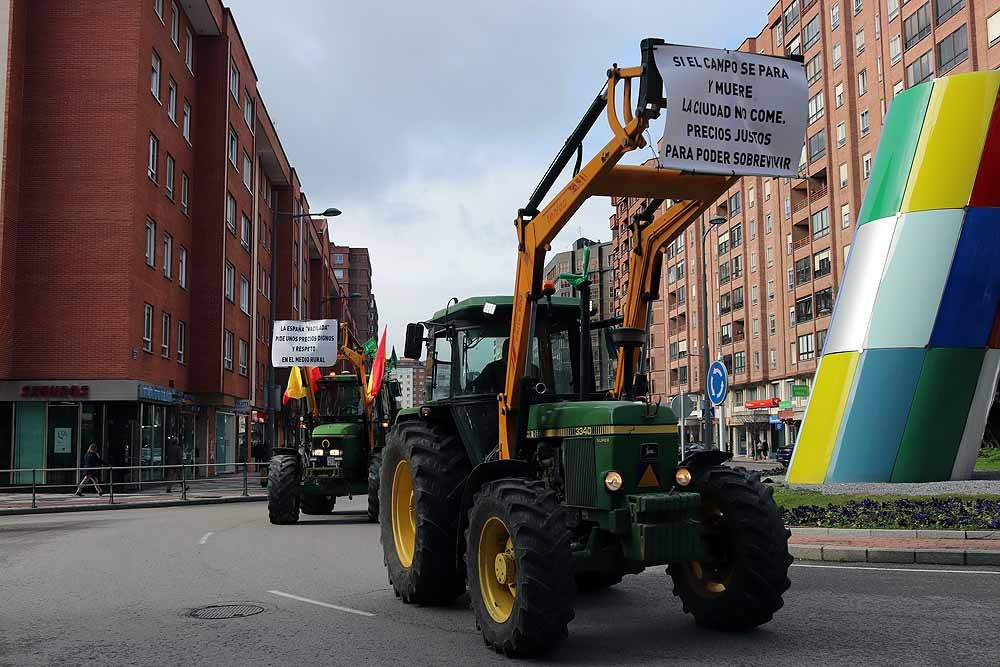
{"left": 232, "top": 0, "right": 774, "bottom": 352}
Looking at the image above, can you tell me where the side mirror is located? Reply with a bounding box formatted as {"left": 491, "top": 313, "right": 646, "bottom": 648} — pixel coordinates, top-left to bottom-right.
{"left": 404, "top": 323, "right": 425, "bottom": 359}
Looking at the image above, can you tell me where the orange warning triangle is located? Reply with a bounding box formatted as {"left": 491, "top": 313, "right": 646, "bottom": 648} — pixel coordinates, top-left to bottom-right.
{"left": 637, "top": 465, "right": 659, "bottom": 488}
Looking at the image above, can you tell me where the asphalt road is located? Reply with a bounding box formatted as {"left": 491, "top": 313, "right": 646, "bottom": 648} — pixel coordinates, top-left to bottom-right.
{"left": 2, "top": 500, "right": 999, "bottom": 667}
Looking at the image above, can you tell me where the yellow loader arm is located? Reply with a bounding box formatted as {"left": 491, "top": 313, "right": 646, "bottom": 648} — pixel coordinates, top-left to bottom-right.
{"left": 337, "top": 322, "right": 377, "bottom": 451}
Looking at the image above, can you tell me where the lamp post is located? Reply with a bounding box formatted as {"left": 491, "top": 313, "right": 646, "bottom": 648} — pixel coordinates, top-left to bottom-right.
{"left": 266, "top": 206, "right": 341, "bottom": 454}
{"left": 701, "top": 214, "right": 727, "bottom": 449}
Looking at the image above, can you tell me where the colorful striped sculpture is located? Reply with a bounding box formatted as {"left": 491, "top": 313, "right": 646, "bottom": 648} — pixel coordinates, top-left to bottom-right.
{"left": 788, "top": 71, "right": 1000, "bottom": 484}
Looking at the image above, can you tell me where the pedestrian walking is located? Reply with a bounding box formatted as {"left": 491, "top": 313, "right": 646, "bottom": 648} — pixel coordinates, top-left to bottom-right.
{"left": 75, "top": 443, "right": 104, "bottom": 497}
{"left": 164, "top": 439, "right": 186, "bottom": 493}
{"left": 761, "top": 438, "right": 769, "bottom": 461}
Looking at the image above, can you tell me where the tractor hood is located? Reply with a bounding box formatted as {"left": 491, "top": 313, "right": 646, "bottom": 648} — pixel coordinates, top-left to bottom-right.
{"left": 312, "top": 422, "right": 363, "bottom": 438}
{"left": 525, "top": 401, "right": 677, "bottom": 439}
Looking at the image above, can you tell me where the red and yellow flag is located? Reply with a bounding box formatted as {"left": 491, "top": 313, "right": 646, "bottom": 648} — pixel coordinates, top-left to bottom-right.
{"left": 367, "top": 328, "right": 388, "bottom": 399}
{"left": 282, "top": 366, "right": 307, "bottom": 404}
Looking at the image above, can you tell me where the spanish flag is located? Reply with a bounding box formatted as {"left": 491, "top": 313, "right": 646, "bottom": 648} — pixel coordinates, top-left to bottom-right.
{"left": 367, "top": 328, "right": 388, "bottom": 399}
{"left": 282, "top": 366, "right": 307, "bottom": 404}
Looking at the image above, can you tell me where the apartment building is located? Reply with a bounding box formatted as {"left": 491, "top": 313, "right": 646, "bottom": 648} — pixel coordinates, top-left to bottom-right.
{"left": 330, "top": 245, "right": 379, "bottom": 343}
{"left": 0, "top": 0, "right": 343, "bottom": 485}
{"left": 609, "top": 0, "right": 1000, "bottom": 455}
{"left": 391, "top": 358, "right": 427, "bottom": 409}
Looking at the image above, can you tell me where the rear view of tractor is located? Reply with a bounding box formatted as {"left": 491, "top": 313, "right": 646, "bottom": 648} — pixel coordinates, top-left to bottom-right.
{"left": 379, "top": 39, "right": 800, "bottom": 656}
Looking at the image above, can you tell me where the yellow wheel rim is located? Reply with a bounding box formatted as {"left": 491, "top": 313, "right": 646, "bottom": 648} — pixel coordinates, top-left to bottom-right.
{"left": 478, "top": 516, "right": 515, "bottom": 624}
{"left": 391, "top": 460, "right": 416, "bottom": 567}
{"left": 688, "top": 506, "right": 730, "bottom": 596}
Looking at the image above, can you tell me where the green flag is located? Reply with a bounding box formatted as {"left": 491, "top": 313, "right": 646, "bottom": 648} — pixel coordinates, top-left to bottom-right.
{"left": 388, "top": 347, "right": 398, "bottom": 372}
{"left": 363, "top": 337, "right": 378, "bottom": 356}
{"left": 558, "top": 244, "right": 591, "bottom": 288}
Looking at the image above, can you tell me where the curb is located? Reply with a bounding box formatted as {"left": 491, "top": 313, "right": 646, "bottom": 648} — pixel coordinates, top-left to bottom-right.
{"left": 790, "top": 527, "right": 999, "bottom": 540}
{"left": 789, "top": 543, "right": 1000, "bottom": 566}
{"left": 0, "top": 495, "right": 266, "bottom": 517}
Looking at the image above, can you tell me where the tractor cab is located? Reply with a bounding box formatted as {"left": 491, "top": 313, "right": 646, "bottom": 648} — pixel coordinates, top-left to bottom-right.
{"left": 310, "top": 374, "right": 367, "bottom": 479}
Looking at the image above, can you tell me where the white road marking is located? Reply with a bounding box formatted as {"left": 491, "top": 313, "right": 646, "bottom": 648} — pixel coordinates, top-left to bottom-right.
{"left": 268, "top": 590, "right": 376, "bottom": 618}
{"left": 793, "top": 563, "right": 1000, "bottom": 575}
{"left": 198, "top": 532, "right": 213, "bottom": 545}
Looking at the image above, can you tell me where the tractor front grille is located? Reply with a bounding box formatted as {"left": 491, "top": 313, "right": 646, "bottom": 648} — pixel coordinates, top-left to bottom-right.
{"left": 562, "top": 437, "right": 598, "bottom": 507}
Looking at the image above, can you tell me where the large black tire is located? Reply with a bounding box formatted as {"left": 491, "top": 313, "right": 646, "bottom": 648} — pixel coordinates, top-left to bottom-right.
{"left": 301, "top": 495, "right": 335, "bottom": 515}
{"left": 267, "top": 454, "right": 300, "bottom": 525}
{"left": 367, "top": 450, "right": 382, "bottom": 523}
{"left": 379, "top": 421, "right": 470, "bottom": 605}
{"left": 466, "top": 478, "right": 575, "bottom": 657}
{"left": 668, "top": 466, "right": 791, "bottom": 630}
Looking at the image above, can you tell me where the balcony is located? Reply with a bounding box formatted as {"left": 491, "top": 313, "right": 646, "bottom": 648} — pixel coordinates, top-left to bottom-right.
{"left": 792, "top": 234, "right": 811, "bottom": 251}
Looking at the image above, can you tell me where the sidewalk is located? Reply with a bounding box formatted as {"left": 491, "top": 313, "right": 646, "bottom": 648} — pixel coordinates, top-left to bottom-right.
{"left": 789, "top": 527, "right": 1000, "bottom": 566}
{"left": 0, "top": 486, "right": 267, "bottom": 516}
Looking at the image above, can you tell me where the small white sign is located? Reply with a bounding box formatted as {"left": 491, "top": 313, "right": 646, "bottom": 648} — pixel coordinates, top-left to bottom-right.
{"left": 271, "top": 319, "right": 339, "bottom": 368}
{"left": 54, "top": 427, "right": 73, "bottom": 454}
{"left": 654, "top": 44, "right": 808, "bottom": 177}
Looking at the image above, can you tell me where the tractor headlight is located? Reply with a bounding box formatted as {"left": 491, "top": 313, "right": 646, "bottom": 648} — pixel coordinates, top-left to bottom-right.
{"left": 312, "top": 448, "right": 325, "bottom": 457}
{"left": 327, "top": 449, "right": 343, "bottom": 457}
{"left": 604, "top": 470, "right": 623, "bottom": 492}
{"left": 675, "top": 467, "right": 692, "bottom": 487}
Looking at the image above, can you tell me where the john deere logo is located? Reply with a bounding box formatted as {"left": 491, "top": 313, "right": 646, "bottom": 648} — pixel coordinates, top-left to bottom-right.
{"left": 640, "top": 443, "right": 659, "bottom": 461}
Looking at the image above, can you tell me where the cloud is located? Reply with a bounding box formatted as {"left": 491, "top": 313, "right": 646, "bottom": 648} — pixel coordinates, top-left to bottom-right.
{"left": 230, "top": 0, "right": 776, "bottom": 351}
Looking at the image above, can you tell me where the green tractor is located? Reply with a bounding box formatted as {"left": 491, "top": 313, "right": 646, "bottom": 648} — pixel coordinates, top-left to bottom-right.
{"left": 269, "top": 369, "right": 400, "bottom": 524}
{"left": 378, "top": 39, "right": 793, "bottom": 657}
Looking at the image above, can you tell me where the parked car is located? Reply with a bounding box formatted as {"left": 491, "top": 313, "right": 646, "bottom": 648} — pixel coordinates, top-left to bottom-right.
{"left": 775, "top": 444, "right": 795, "bottom": 467}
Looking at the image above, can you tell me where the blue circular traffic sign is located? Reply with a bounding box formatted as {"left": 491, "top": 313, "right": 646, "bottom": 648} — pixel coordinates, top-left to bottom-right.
{"left": 707, "top": 360, "right": 729, "bottom": 406}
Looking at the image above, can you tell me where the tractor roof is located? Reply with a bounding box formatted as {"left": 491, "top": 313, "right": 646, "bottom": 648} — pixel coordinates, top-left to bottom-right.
{"left": 429, "top": 295, "right": 579, "bottom": 324}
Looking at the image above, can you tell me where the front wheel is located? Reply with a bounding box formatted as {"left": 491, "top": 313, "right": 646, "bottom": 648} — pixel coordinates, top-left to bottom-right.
{"left": 668, "top": 466, "right": 791, "bottom": 630}
{"left": 267, "top": 455, "right": 300, "bottom": 525}
{"left": 466, "top": 478, "right": 575, "bottom": 657}
{"left": 367, "top": 450, "right": 382, "bottom": 523}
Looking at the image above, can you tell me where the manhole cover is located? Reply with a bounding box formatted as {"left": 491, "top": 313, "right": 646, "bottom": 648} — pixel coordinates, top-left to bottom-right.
{"left": 190, "top": 604, "right": 265, "bottom": 620}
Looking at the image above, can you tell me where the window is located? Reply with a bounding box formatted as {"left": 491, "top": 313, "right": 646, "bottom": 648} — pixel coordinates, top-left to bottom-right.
{"left": 796, "top": 295, "right": 813, "bottom": 323}
{"left": 806, "top": 54, "right": 822, "bottom": 85}
{"left": 163, "top": 233, "right": 172, "bottom": 278}
{"left": 229, "top": 58, "right": 240, "bottom": 100}
{"left": 784, "top": 1, "right": 800, "bottom": 31}
{"left": 863, "top": 152, "right": 873, "bottom": 179}
{"left": 836, "top": 122, "right": 847, "bottom": 148}
{"left": 786, "top": 233, "right": 793, "bottom": 255}
{"left": 991, "top": 12, "right": 1000, "bottom": 48}
{"left": 766, "top": 245, "right": 774, "bottom": 267}
{"left": 225, "top": 262, "right": 235, "bottom": 301}
{"left": 818, "top": 329, "right": 828, "bottom": 352}
{"left": 890, "top": 34, "right": 902, "bottom": 63}
{"left": 751, "top": 284, "right": 759, "bottom": 304}
{"left": 841, "top": 203, "right": 851, "bottom": 228}
{"left": 181, "top": 173, "right": 189, "bottom": 215}
{"left": 893, "top": 80, "right": 905, "bottom": 97}
{"left": 784, "top": 194, "right": 792, "bottom": 219}
{"left": 764, "top": 180, "right": 771, "bottom": 201}
{"left": 734, "top": 351, "right": 746, "bottom": 375}
{"left": 749, "top": 219, "right": 757, "bottom": 239}
{"left": 729, "top": 191, "right": 742, "bottom": 215}
{"left": 226, "top": 193, "right": 236, "bottom": 232}
{"left": 788, "top": 268, "right": 795, "bottom": 290}
{"left": 855, "top": 27, "right": 865, "bottom": 54}
{"left": 853, "top": 0, "right": 862, "bottom": 14}
{"left": 888, "top": 0, "right": 899, "bottom": 20}
{"left": 803, "top": 15, "right": 820, "bottom": 50}
{"left": 239, "top": 339, "right": 249, "bottom": 376}
{"left": 182, "top": 101, "right": 191, "bottom": 142}
{"left": 844, "top": 244, "right": 852, "bottom": 267}
{"left": 875, "top": 12, "right": 881, "bottom": 38}
{"left": 811, "top": 208, "right": 830, "bottom": 240}
{"left": 795, "top": 256, "right": 811, "bottom": 285}
{"left": 170, "top": 1, "right": 179, "bottom": 46}
{"left": 935, "top": 0, "right": 963, "bottom": 26}
{"left": 770, "top": 350, "right": 778, "bottom": 369}
{"left": 177, "top": 320, "right": 186, "bottom": 363}
{"left": 161, "top": 156, "right": 175, "bottom": 203}
{"left": 814, "top": 248, "right": 832, "bottom": 277}
{"left": 839, "top": 162, "right": 849, "bottom": 188}
{"left": 833, "top": 42, "right": 842, "bottom": 68}
{"left": 798, "top": 333, "right": 815, "bottom": 361}
{"left": 774, "top": 20, "right": 784, "bottom": 47}
{"left": 754, "top": 351, "right": 761, "bottom": 370}
{"left": 906, "top": 49, "right": 934, "bottom": 86}
{"left": 334, "top": 253, "right": 345, "bottom": 264}
{"left": 808, "top": 91, "right": 825, "bottom": 124}
{"left": 167, "top": 79, "right": 177, "bottom": 121}
{"left": 732, "top": 224, "right": 743, "bottom": 249}
{"left": 145, "top": 219, "right": 156, "bottom": 266}
{"left": 147, "top": 134, "right": 158, "bottom": 181}
{"left": 808, "top": 129, "right": 826, "bottom": 161}
{"left": 751, "top": 251, "right": 758, "bottom": 272}
{"left": 768, "top": 280, "right": 775, "bottom": 301}
{"left": 151, "top": 50, "right": 161, "bottom": 99}
{"left": 749, "top": 187, "right": 756, "bottom": 209}
{"left": 224, "top": 331, "right": 233, "bottom": 370}
{"left": 143, "top": 304, "right": 154, "bottom": 352}
{"left": 858, "top": 68, "right": 869, "bottom": 95}
{"left": 815, "top": 287, "right": 835, "bottom": 316}
{"left": 154, "top": 0, "right": 163, "bottom": 20}
{"left": 241, "top": 214, "right": 251, "bottom": 251}
{"left": 753, "top": 318, "right": 760, "bottom": 337}
{"left": 937, "top": 25, "right": 968, "bottom": 74}
{"left": 733, "top": 286, "right": 744, "bottom": 310}
{"left": 161, "top": 312, "right": 171, "bottom": 357}
{"left": 904, "top": 3, "right": 931, "bottom": 50}
{"left": 243, "top": 152, "right": 253, "bottom": 190}
{"left": 179, "top": 247, "right": 187, "bottom": 288}
{"left": 244, "top": 92, "right": 254, "bottom": 128}
{"left": 860, "top": 109, "right": 871, "bottom": 136}
{"left": 240, "top": 276, "right": 250, "bottom": 314}
{"left": 185, "top": 28, "right": 194, "bottom": 72}
{"left": 831, "top": 2, "right": 840, "bottom": 28}
{"left": 789, "top": 306, "right": 796, "bottom": 328}
{"left": 228, "top": 126, "right": 238, "bottom": 166}
{"left": 769, "top": 313, "right": 776, "bottom": 334}
{"left": 835, "top": 82, "right": 844, "bottom": 108}
{"left": 765, "top": 214, "right": 772, "bottom": 234}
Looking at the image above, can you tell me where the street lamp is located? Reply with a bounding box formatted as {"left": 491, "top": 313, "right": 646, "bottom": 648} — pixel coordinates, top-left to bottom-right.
{"left": 701, "top": 213, "right": 727, "bottom": 450}
{"left": 266, "top": 205, "right": 341, "bottom": 455}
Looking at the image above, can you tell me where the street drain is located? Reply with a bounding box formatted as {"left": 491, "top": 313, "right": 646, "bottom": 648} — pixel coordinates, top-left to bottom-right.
{"left": 190, "top": 604, "right": 265, "bottom": 620}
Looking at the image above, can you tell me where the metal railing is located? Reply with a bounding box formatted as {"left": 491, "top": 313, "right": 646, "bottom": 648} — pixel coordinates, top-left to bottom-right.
{"left": 0, "top": 462, "right": 269, "bottom": 510}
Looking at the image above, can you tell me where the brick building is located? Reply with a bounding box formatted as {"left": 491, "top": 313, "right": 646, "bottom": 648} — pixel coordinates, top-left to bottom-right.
{"left": 330, "top": 245, "right": 379, "bottom": 343}
{"left": 610, "top": 0, "right": 1000, "bottom": 456}
{"left": 0, "top": 0, "right": 345, "bottom": 485}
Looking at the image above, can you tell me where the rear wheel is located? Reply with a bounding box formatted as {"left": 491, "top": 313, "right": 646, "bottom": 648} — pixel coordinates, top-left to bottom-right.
{"left": 367, "top": 450, "right": 382, "bottom": 523}
{"left": 668, "top": 466, "right": 791, "bottom": 630}
{"left": 379, "top": 421, "right": 470, "bottom": 605}
{"left": 267, "top": 455, "right": 300, "bottom": 525}
{"left": 466, "top": 478, "right": 575, "bottom": 657}
{"left": 301, "top": 494, "right": 335, "bottom": 515}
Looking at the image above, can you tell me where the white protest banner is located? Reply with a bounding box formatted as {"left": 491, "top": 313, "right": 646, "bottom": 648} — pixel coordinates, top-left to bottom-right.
{"left": 654, "top": 44, "right": 808, "bottom": 177}
{"left": 271, "top": 319, "right": 339, "bottom": 367}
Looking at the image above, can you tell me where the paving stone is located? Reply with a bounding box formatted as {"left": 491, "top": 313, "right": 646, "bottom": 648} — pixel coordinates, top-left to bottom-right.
{"left": 965, "top": 550, "right": 1000, "bottom": 566}
{"left": 914, "top": 549, "right": 965, "bottom": 565}
{"left": 916, "top": 530, "right": 966, "bottom": 540}
{"left": 822, "top": 546, "right": 868, "bottom": 562}
{"left": 789, "top": 544, "right": 823, "bottom": 561}
{"left": 867, "top": 548, "right": 916, "bottom": 564}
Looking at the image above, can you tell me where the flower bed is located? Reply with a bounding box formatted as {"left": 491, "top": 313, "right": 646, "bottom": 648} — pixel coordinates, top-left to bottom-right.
{"left": 782, "top": 497, "right": 1000, "bottom": 530}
